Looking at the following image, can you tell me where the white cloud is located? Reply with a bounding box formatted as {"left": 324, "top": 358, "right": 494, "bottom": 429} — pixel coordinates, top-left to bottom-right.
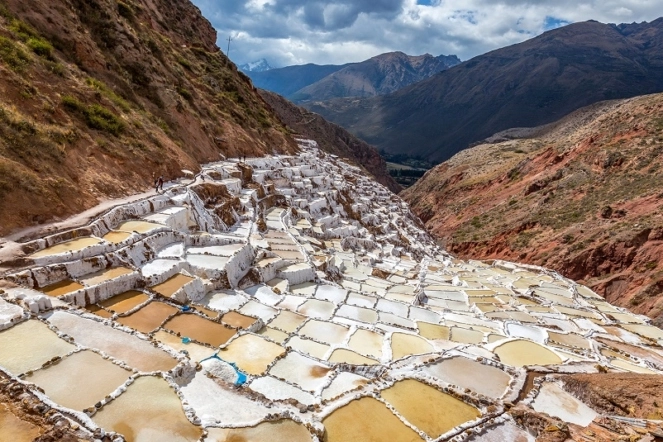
{"left": 191, "top": 0, "right": 662, "bottom": 66}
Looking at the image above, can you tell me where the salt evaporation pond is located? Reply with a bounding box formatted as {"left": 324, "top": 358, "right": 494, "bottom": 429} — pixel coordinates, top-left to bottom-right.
{"left": 0, "top": 403, "right": 41, "bottom": 442}
{"left": 3, "top": 141, "right": 663, "bottom": 441}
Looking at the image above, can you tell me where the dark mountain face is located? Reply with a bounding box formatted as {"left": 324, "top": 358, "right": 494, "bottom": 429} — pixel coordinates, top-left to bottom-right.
{"left": 289, "top": 52, "right": 460, "bottom": 102}
{"left": 245, "top": 63, "right": 349, "bottom": 97}
{"left": 305, "top": 19, "right": 663, "bottom": 163}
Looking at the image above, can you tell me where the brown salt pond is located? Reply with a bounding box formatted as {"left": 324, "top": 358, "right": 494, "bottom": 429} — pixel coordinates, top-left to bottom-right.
{"left": 193, "top": 305, "right": 219, "bottom": 319}
{"left": 41, "top": 280, "right": 84, "bottom": 297}
{"left": 25, "top": 350, "right": 131, "bottom": 411}
{"left": 494, "top": 340, "right": 562, "bottom": 367}
{"left": 423, "top": 357, "right": 511, "bottom": 399}
{"left": 163, "top": 314, "right": 236, "bottom": 347}
{"left": 30, "top": 237, "right": 102, "bottom": 257}
{"left": 102, "top": 231, "right": 133, "bottom": 244}
{"left": 151, "top": 273, "right": 195, "bottom": 297}
{"left": 381, "top": 379, "right": 480, "bottom": 438}
{"left": 221, "top": 311, "right": 257, "bottom": 329}
{"left": 219, "top": 334, "right": 285, "bottom": 375}
{"left": 322, "top": 397, "right": 422, "bottom": 442}
{"left": 0, "top": 403, "right": 41, "bottom": 442}
{"left": 86, "top": 304, "right": 113, "bottom": 318}
{"left": 328, "top": 349, "right": 379, "bottom": 365}
{"left": 93, "top": 376, "right": 202, "bottom": 442}
{"left": 348, "top": 329, "right": 384, "bottom": 359}
{"left": 391, "top": 333, "right": 434, "bottom": 360}
{"left": 206, "top": 419, "right": 312, "bottom": 442}
{"left": 100, "top": 291, "right": 150, "bottom": 314}
{"left": 81, "top": 267, "right": 134, "bottom": 286}
{"left": 154, "top": 330, "right": 214, "bottom": 362}
{"left": 0, "top": 320, "right": 75, "bottom": 375}
{"left": 118, "top": 302, "right": 178, "bottom": 334}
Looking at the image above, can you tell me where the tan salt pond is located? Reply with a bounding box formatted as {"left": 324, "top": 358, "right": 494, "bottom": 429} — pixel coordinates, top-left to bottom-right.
{"left": 163, "top": 314, "right": 236, "bottom": 347}
{"left": 0, "top": 320, "right": 75, "bottom": 375}
{"left": 328, "top": 349, "right": 379, "bottom": 365}
{"left": 269, "top": 310, "right": 307, "bottom": 333}
{"left": 206, "top": 419, "right": 312, "bottom": 442}
{"left": 151, "top": 274, "right": 195, "bottom": 297}
{"left": 0, "top": 403, "right": 41, "bottom": 442}
{"left": 423, "top": 357, "right": 511, "bottom": 399}
{"left": 622, "top": 324, "right": 663, "bottom": 341}
{"left": 219, "top": 334, "right": 285, "bottom": 375}
{"left": 116, "top": 220, "right": 165, "bottom": 234}
{"left": 221, "top": 311, "right": 257, "bottom": 329}
{"left": 322, "top": 397, "right": 422, "bottom": 442}
{"left": 494, "top": 340, "right": 563, "bottom": 366}
{"left": 193, "top": 305, "right": 219, "bottom": 319}
{"left": 547, "top": 331, "right": 591, "bottom": 350}
{"left": 154, "top": 330, "right": 214, "bottom": 362}
{"left": 103, "top": 231, "right": 133, "bottom": 244}
{"left": 118, "top": 302, "right": 178, "bottom": 334}
{"left": 30, "top": 237, "right": 102, "bottom": 257}
{"left": 41, "top": 280, "right": 84, "bottom": 297}
{"left": 417, "top": 322, "right": 450, "bottom": 340}
{"left": 93, "top": 376, "right": 202, "bottom": 442}
{"left": 286, "top": 336, "right": 330, "bottom": 359}
{"left": 348, "top": 329, "right": 384, "bottom": 359}
{"left": 86, "top": 304, "right": 113, "bottom": 318}
{"left": 381, "top": 379, "right": 480, "bottom": 438}
{"left": 298, "top": 320, "right": 349, "bottom": 345}
{"left": 100, "top": 291, "right": 150, "bottom": 314}
{"left": 258, "top": 327, "right": 290, "bottom": 344}
{"left": 25, "top": 350, "right": 131, "bottom": 411}
{"left": 391, "top": 333, "right": 434, "bottom": 360}
{"left": 450, "top": 327, "right": 484, "bottom": 344}
{"left": 81, "top": 267, "right": 134, "bottom": 286}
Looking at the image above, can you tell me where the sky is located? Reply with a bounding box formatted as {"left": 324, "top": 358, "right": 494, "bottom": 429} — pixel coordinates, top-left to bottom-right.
{"left": 191, "top": 0, "right": 662, "bottom": 67}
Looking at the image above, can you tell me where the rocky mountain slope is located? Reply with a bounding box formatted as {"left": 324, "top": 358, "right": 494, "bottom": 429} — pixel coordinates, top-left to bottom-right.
{"left": 402, "top": 92, "right": 663, "bottom": 325}
{"left": 290, "top": 52, "right": 460, "bottom": 103}
{"left": 306, "top": 19, "right": 663, "bottom": 163}
{"left": 259, "top": 90, "right": 401, "bottom": 193}
{"left": 0, "top": 0, "right": 296, "bottom": 236}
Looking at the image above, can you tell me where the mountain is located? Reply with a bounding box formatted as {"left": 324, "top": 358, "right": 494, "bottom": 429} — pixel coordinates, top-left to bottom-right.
{"left": 245, "top": 63, "right": 349, "bottom": 98}
{"left": 402, "top": 92, "right": 663, "bottom": 325}
{"left": 290, "top": 52, "right": 460, "bottom": 102}
{"left": 305, "top": 19, "right": 663, "bottom": 163}
{"left": 259, "top": 90, "right": 401, "bottom": 193}
{"left": 0, "top": 0, "right": 296, "bottom": 236}
{"left": 239, "top": 58, "right": 272, "bottom": 73}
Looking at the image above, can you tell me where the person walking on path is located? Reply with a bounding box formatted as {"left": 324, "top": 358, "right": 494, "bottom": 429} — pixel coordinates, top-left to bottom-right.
{"left": 155, "top": 175, "right": 164, "bottom": 193}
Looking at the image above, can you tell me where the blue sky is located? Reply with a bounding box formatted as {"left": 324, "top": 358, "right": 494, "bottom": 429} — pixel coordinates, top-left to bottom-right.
{"left": 191, "top": 0, "right": 661, "bottom": 67}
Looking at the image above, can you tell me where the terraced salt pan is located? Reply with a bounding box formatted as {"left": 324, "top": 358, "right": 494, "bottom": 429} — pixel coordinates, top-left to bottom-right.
{"left": 219, "top": 334, "right": 285, "bottom": 375}
{"left": 493, "top": 340, "right": 562, "bottom": 367}
{"left": 0, "top": 403, "right": 41, "bottom": 442}
{"left": 154, "top": 330, "right": 214, "bottom": 362}
{"left": 103, "top": 231, "right": 133, "bottom": 244}
{"left": 100, "top": 291, "right": 150, "bottom": 314}
{"left": 337, "top": 304, "right": 378, "bottom": 323}
{"left": 0, "top": 320, "right": 75, "bottom": 375}
{"left": 298, "top": 320, "right": 349, "bottom": 345}
{"left": 93, "top": 376, "right": 202, "bottom": 442}
{"left": 25, "top": 350, "right": 130, "bottom": 411}
{"left": 286, "top": 336, "right": 330, "bottom": 359}
{"left": 206, "top": 420, "right": 313, "bottom": 442}
{"left": 323, "top": 397, "right": 422, "bottom": 442}
{"left": 322, "top": 372, "right": 369, "bottom": 401}
{"left": 381, "top": 379, "right": 481, "bottom": 438}
{"left": 423, "top": 357, "right": 511, "bottom": 399}
{"left": 258, "top": 327, "right": 289, "bottom": 344}
{"left": 116, "top": 220, "right": 164, "bottom": 233}
{"left": 202, "top": 291, "right": 247, "bottom": 312}
{"left": 151, "top": 274, "right": 195, "bottom": 297}
{"left": 30, "top": 237, "right": 102, "bottom": 257}
{"left": 328, "top": 348, "right": 379, "bottom": 365}
{"left": 80, "top": 267, "right": 134, "bottom": 286}
{"left": 532, "top": 382, "right": 597, "bottom": 426}
{"left": 41, "top": 280, "right": 84, "bottom": 297}
{"left": 118, "top": 301, "right": 178, "bottom": 333}
{"left": 391, "top": 333, "right": 434, "bottom": 360}
{"left": 47, "top": 311, "right": 177, "bottom": 372}
{"left": 270, "top": 352, "right": 331, "bottom": 391}
{"left": 220, "top": 311, "right": 256, "bottom": 329}
{"left": 269, "top": 310, "right": 307, "bottom": 333}
{"left": 249, "top": 376, "right": 315, "bottom": 405}
{"left": 297, "top": 299, "right": 336, "bottom": 320}
{"left": 163, "top": 314, "right": 236, "bottom": 347}
{"left": 348, "top": 329, "right": 384, "bottom": 359}
{"left": 186, "top": 254, "right": 228, "bottom": 270}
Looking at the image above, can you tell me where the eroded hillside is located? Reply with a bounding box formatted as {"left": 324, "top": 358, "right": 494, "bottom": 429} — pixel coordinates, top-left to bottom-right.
{"left": 403, "top": 93, "right": 663, "bottom": 325}
{"left": 0, "top": 0, "right": 296, "bottom": 236}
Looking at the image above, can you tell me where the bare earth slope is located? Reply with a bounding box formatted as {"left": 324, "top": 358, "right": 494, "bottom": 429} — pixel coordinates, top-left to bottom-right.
{"left": 306, "top": 19, "right": 663, "bottom": 163}
{"left": 403, "top": 92, "right": 663, "bottom": 325}
{"left": 0, "top": 0, "right": 296, "bottom": 236}
{"left": 259, "top": 90, "right": 401, "bottom": 193}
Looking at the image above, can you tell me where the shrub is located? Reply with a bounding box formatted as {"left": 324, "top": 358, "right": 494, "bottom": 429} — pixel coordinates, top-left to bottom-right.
{"left": 61, "top": 95, "right": 85, "bottom": 112}
{"left": 85, "top": 104, "right": 124, "bottom": 135}
{"left": 85, "top": 77, "right": 131, "bottom": 112}
{"left": 0, "top": 36, "right": 29, "bottom": 71}
{"left": 177, "top": 57, "right": 192, "bottom": 71}
{"left": 117, "top": 1, "right": 134, "bottom": 19}
{"left": 9, "top": 19, "right": 39, "bottom": 41}
{"left": 177, "top": 87, "right": 192, "bottom": 101}
{"left": 27, "top": 37, "right": 53, "bottom": 59}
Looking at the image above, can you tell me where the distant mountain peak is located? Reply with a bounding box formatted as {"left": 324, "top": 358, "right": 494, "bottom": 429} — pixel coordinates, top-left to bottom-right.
{"left": 239, "top": 59, "right": 273, "bottom": 73}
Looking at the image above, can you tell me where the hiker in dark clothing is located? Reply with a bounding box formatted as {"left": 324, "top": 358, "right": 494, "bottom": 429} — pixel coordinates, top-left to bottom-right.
{"left": 155, "top": 175, "right": 164, "bottom": 192}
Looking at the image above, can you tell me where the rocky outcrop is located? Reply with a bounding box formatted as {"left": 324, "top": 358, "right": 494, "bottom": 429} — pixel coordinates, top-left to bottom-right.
{"left": 259, "top": 90, "right": 401, "bottom": 193}
{"left": 0, "top": 0, "right": 296, "bottom": 236}
{"left": 403, "top": 92, "right": 663, "bottom": 323}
